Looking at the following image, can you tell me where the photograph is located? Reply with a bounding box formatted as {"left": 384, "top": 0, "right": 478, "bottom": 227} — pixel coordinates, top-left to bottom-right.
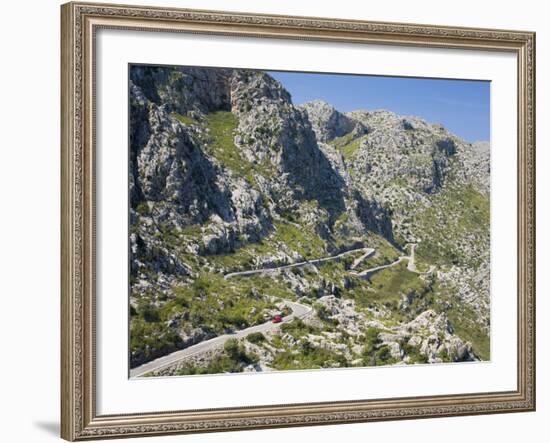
{"left": 128, "top": 65, "right": 491, "bottom": 378}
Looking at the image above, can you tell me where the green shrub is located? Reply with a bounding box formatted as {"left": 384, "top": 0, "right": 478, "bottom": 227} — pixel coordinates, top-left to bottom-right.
{"left": 175, "top": 337, "right": 260, "bottom": 376}
{"left": 130, "top": 318, "right": 183, "bottom": 367}
{"left": 439, "top": 348, "right": 452, "bottom": 363}
{"left": 224, "top": 338, "right": 240, "bottom": 358}
{"left": 361, "top": 327, "right": 381, "bottom": 356}
{"left": 271, "top": 346, "right": 348, "bottom": 371}
{"left": 376, "top": 345, "right": 392, "bottom": 362}
{"left": 246, "top": 332, "right": 266, "bottom": 345}
{"left": 135, "top": 201, "right": 150, "bottom": 215}
{"left": 402, "top": 341, "right": 429, "bottom": 364}
{"left": 281, "top": 318, "right": 318, "bottom": 339}
{"left": 314, "top": 303, "right": 338, "bottom": 327}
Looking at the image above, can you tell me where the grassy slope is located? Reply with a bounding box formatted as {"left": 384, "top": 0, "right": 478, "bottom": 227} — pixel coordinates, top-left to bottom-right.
{"left": 204, "top": 111, "right": 277, "bottom": 186}
{"left": 329, "top": 133, "right": 365, "bottom": 160}
{"left": 204, "top": 111, "right": 256, "bottom": 183}
{"left": 412, "top": 184, "right": 490, "bottom": 359}
{"left": 368, "top": 262, "right": 426, "bottom": 305}
{"left": 415, "top": 184, "right": 489, "bottom": 268}
{"left": 172, "top": 112, "right": 195, "bottom": 126}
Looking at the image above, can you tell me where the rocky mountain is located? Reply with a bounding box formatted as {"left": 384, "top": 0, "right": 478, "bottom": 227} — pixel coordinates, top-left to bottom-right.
{"left": 298, "top": 99, "right": 365, "bottom": 142}
{"left": 129, "top": 65, "right": 490, "bottom": 373}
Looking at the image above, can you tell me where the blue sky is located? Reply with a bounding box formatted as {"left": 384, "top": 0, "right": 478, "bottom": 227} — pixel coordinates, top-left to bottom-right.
{"left": 268, "top": 71, "right": 490, "bottom": 143}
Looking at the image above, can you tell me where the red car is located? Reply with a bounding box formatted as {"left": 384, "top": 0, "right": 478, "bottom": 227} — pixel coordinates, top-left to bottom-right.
{"left": 271, "top": 314, "right": 283, "bottom": 324}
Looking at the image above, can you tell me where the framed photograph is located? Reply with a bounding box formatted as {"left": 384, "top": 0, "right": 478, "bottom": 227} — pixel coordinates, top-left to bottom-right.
{"left": 61, "top": 1, "right": 536, "bottom": 440}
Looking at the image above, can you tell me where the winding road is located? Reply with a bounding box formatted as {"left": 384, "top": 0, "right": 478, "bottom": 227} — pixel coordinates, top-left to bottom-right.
{"left": 130, "top": 300, "right": 312, "bottom": 378}
{"left": 131, "top": 243, "right": 433, "bottom": 378}
{"left": 224, "top": 247, "right": 373, "bottom": 279}
{"left": 352, "top": 243, "right": 433, "bottom": 278}
{"left": 352, "top": 257, "right": 405, "bottom": 278}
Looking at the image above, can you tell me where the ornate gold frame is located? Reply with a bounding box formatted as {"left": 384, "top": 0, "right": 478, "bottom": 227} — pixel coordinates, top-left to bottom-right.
{"left": 61, "top": 1, "right": 536, "bottom": 440}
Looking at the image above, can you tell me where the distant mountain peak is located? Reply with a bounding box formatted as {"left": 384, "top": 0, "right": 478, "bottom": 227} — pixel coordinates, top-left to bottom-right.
{"left": 299, "top": 100, "right": 364, "bottom": 142}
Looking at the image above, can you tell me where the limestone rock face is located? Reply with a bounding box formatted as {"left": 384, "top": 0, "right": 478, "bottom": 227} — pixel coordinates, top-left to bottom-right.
{"left": 299, "top": 99, "right": 364, "bottom": 142}
{"left": 402, "top": 310, "right": 477, "bottom": 363}
{"left": 130, "top": 66, "right": 233, "bottom": 115}
{"left": 465, "top": 141, "right": 490, "bottom": 193}
{"left": 229, "top": 73, "right": 347, "bottom": 216}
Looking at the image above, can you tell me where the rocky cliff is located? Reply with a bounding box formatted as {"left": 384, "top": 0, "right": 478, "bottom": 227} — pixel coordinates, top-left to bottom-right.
{"left": 129, "top": 65, "right": 490, "bottom": 371}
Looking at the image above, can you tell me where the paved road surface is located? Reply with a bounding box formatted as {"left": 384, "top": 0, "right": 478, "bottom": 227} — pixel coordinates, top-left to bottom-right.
{"left": 406, "top": 243, "right": 417, "bottom": 272}
{"left": 350, "top": 248, "right": 375, "bottom": 270}
{"left": 224, "top": 247, "right": 369, "bottom": 279}
{"left": 352, "top": 243, "right": 420, "bottom": 278}
{"left": 130, "top": 300, "right": 312, "bottom": 378}
{"left": 353, "top": 257, "right": 404, "bottom": 278}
